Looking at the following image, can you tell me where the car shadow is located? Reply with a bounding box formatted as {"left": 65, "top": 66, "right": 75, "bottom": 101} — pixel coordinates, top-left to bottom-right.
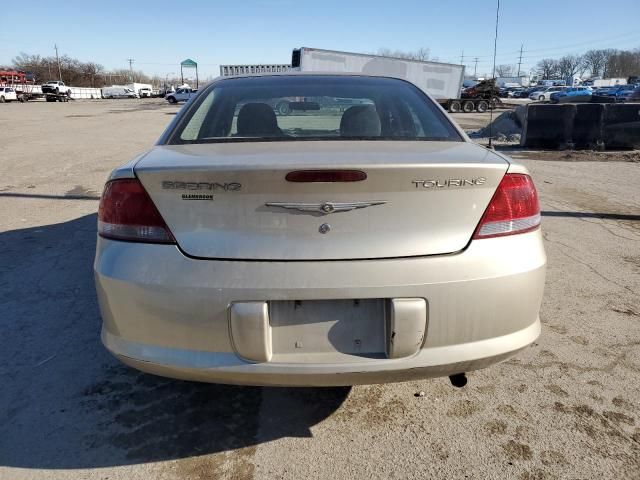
{"left": 0, "top": 213, "right": 350, "bottom": 469}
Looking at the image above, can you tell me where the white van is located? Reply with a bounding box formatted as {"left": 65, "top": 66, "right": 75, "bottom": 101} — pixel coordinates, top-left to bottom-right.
{"left": 102, "top": 86, "right": 138, "bottom": 99}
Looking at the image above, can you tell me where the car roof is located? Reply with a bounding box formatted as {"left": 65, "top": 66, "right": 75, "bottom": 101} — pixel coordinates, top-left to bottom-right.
{"left": 205, "top": 72, "right": 430, "bottom": 93}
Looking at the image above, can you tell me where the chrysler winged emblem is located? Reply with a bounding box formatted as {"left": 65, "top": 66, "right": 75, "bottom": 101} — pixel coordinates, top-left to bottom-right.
{"left": 265, "top": 200, "right": 386, "bottom": 215}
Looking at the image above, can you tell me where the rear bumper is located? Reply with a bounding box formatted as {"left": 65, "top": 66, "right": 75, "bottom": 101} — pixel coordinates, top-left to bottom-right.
{"left": 95, "top": 229, "right": 546, "bottom": 386}
{"left": 103, "top": 322, "right": 539, "bottom": 386}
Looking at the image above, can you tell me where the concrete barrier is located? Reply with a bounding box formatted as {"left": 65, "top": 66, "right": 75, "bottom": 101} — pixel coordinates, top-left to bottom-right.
{"left": 603, "top": 103, "right": 640, "bottom": 149}
{"left": 521, "top": 104, "right": 576, "bottom": 148}
{"left": 521, "top": 102, "right": 640, "bottom": 149}
{"left": 573, "top": 104, "right": 604, "bottom": 148}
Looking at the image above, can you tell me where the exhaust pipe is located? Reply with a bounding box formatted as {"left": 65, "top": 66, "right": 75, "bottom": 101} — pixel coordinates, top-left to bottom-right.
{"left": 449, "top": 373, "right": 467, "bottom": 388}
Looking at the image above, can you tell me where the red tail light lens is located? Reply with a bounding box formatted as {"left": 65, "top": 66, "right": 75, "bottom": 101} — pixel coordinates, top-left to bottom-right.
{"left": 98, "top": 178, "right": 175, "bottom": 244}
{"left": 473, "top": 173, "right": 540, "bottom": 239}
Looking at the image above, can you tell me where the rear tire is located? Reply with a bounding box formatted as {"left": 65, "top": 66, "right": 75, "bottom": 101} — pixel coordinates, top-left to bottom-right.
{"left": 448, "top": 100, "right": 462, "bottom": 113}
{"left": 0, "top": 96, "right": 5, "bottom": 103}
{"left": 462, "top": 101, "right": 475, "bottom": 113}
{"left": 276, "top": 101, "right": 291, "bottom": 115}
{"left": 476, "top": 100, "right": 489, "bottom": 113}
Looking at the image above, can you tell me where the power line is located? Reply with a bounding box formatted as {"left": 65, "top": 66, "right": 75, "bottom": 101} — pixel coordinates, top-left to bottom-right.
{"left": 521, "top": 30, "right": 640, "bottom": 54}
{"left": 455, "top": 29, "right": 640, "bottom": 68}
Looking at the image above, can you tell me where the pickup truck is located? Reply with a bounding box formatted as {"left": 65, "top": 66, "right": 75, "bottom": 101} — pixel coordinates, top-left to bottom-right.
{"left": 41, "top": 81, "right": 71, "bottom": 96}
{"left": 165, "top": 87, "right": 197, "bottom": 104}
{"left": 0, "top": 87, "right": 18, "bottom": 102}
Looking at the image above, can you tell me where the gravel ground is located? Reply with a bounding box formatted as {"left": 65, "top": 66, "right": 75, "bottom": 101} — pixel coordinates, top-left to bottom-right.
{"left": 1, "top": 99, "right": 639, "bottom": 480}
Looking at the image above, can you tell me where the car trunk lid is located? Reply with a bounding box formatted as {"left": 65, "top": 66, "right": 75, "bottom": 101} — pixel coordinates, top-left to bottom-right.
{"left": 135, "top": 141, "right": 508, "bottom": 260}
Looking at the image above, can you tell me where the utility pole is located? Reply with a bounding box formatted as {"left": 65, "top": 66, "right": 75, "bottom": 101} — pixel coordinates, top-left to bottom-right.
{"left": 54, "top": 44, "right": 62, "bottom": 82}
{"left": 460, "top": 50, "right": 464, "bottom": 66}
{"left": 473, "top": 57, "right": 479, "bottom": 78}
{"left": 517, "top": 44, "right": 524, "bottom": 77}
{"left": 127, "top": 58, "right": 134, "bottom": 82}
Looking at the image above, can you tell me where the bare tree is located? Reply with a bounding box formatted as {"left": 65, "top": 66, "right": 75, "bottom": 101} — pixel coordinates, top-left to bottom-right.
{"left": 536, "top": 58, "right": 559, "bottom": 79}
{"left": 557, "top": 54, "right": 584, "bottom": 79}
{"left": 495, "top": 64, "right": 515, "bottom": 76}
{"left": 376, "top": 47, "right": 431, "bottom": 61}
{"left": 601, "top": 49, "right": 618, "bottom": 78}
{"left": 12, "top": 51, "right": 107, "bottom": 86}
{"left": 582, "top": 49, "right": 608, "bottom": 77}
{"left": 604, "top": 49, "right": 640, "bottom": 78}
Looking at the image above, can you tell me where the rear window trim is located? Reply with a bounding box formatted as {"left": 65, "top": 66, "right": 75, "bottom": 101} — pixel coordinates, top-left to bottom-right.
{"left": 162, "top": 74, "right": 463, "bottom": 145}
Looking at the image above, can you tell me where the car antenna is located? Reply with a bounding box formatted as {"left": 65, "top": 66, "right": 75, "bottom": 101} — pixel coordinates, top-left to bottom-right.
{"left": 488, "top": 0, "right": 500, "bottom": 150}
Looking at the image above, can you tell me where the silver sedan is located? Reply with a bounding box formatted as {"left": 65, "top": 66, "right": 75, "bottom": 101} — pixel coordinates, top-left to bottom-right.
{"left": 94, "top": 73, "right": 546, "bottom": 386}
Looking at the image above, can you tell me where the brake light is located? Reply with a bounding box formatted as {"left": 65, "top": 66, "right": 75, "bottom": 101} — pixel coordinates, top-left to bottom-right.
{"left": 98, "top": 178, "right": 174, "bottom": 244}
{"left": 286, "top": 170, "right": 367, "bottom": 182}
{"left": 473, "top": 173, "right": 540, "bottom": 239}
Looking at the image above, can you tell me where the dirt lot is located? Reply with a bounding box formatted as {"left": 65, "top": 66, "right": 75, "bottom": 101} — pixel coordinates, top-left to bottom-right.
{"left": 1, "top": 99, "right": 639, "bottom": 480}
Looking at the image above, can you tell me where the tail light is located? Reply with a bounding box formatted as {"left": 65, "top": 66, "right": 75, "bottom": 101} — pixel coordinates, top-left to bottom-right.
{"left": 98, "top": 178, "right": 175, "bottom": 244}
{"left": 473, "top": 173, "right": 540, "bottom": 239}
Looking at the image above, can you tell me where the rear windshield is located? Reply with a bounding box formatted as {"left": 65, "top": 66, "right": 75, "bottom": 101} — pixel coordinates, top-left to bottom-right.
{"left": 167, "top": 75, "right": 462, "bottom": 144}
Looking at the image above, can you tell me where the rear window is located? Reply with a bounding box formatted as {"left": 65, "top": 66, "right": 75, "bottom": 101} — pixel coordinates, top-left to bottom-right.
{"left": 168, "top": 75, "right": 462, "bottom": 144}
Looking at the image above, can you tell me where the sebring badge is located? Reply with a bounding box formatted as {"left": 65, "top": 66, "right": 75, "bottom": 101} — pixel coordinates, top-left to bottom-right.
{"left": 162, "top": 181, "right": 242, "bottom": 192}
{"left": 266, "top": 201, "right": 386, "bottom": 215}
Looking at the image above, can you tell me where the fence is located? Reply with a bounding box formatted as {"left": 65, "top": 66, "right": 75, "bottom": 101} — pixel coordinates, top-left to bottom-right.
{"left": 68, "top": 87, "right": 102, "bottom": 99}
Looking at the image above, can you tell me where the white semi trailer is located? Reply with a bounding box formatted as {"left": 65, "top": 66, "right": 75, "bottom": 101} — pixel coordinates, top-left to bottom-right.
{"left": 220, "top": 49, "right": 496, "bottom": 113}
{"left": 290, "top": 47, "right": 493, "bottom": 112}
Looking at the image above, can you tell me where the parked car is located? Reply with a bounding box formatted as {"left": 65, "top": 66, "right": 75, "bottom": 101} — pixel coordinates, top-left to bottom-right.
{"left": 627, "top": 85, "right": 640, "bottom": 102}
{"left": 0, "top": 86, "right": 18, "bottom": 102}
{"left": 499, "top": 87, "right": 522, "bottom": 98}
{"left": 618, "top": 85, "right": 640, "bottom": 102}
{"left": 596, "top": 84, "right": 635, "bottom": 99}
{"left": 165, "top": 87, "right": 197, "bottom": 104}
{"left": 95, "top": 73, "right": 545, "bottom": 386}
{"left": 613, "top": 84, "right": 636, "bottom": 101}
{"left": 529, "top": 86, "right": 566, "bottom": 101}
{"left": 549, "top": 86, "right": 593, "bottom": 104}
{"left": 139, "top": 87, "right": 152, "bottom": 98}
{"left": 513, "top": 87, "right": 540, "bottom": 99}
{"left": 593, "top": 87, "right": 613, "bottom": 96}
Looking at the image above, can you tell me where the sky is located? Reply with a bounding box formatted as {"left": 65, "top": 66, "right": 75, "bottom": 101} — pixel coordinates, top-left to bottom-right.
{"left": 1, "top": 0, "right": 639, "bottom": 81}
